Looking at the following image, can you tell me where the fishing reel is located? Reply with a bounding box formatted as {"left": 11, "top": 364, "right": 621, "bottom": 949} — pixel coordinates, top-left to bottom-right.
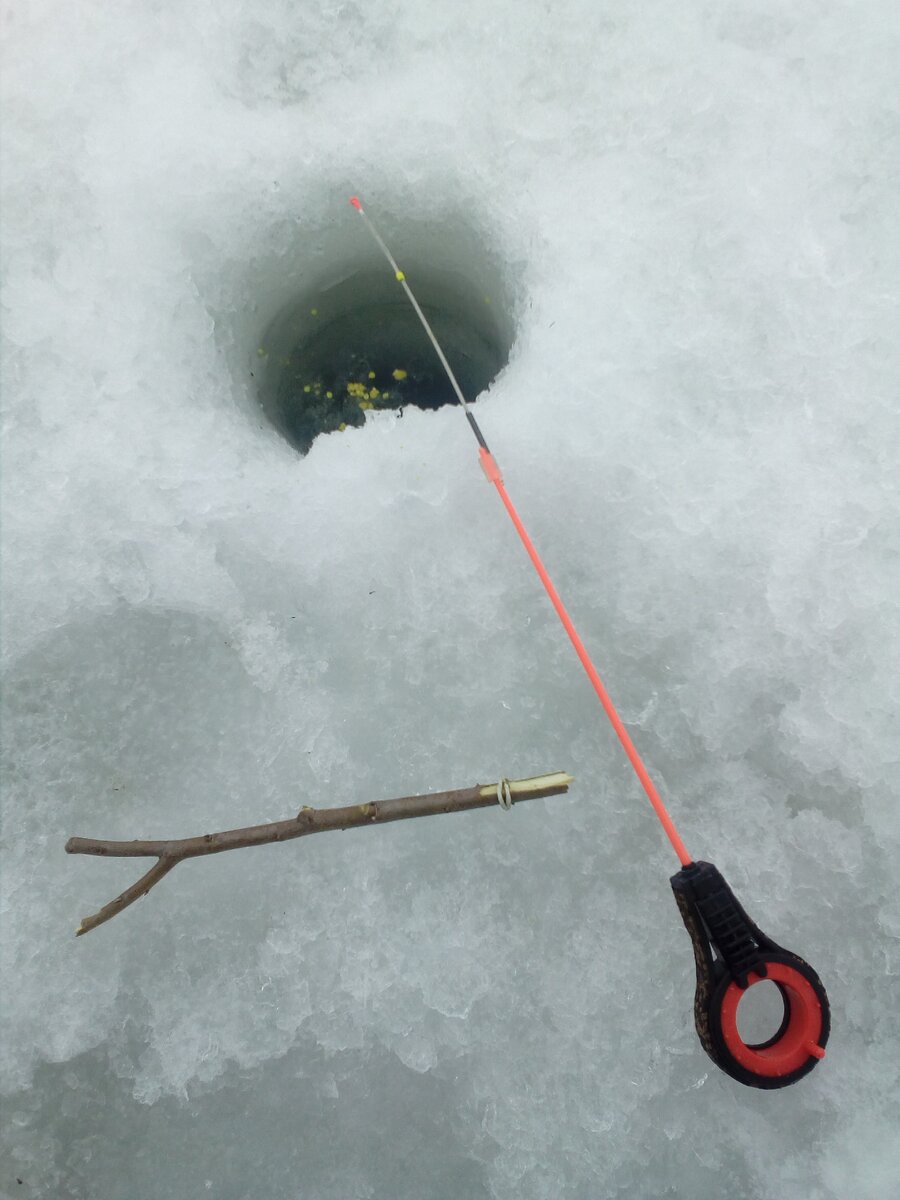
{"left": 671, "top": 861, "right": 829, "bottom": 1089}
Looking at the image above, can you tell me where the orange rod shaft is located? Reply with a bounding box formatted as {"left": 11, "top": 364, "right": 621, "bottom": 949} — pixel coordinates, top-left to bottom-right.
{"left": 480, "top": 449, "right": 692, "bottom": 866}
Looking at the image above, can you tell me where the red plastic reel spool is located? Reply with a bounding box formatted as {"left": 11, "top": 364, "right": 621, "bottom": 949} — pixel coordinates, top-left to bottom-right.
{"left": 719, "top": 962, "right": 827, "bottom": 1078}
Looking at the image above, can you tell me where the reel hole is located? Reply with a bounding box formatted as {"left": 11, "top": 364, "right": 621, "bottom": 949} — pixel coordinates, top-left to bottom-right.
{"left": 736, "top": 979, "right": 787, "bottom": 1047}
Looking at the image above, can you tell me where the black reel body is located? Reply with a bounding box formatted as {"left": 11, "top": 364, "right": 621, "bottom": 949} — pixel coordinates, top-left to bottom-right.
{"left": 671, "top": 861, "right": 829, "bottom": 1089}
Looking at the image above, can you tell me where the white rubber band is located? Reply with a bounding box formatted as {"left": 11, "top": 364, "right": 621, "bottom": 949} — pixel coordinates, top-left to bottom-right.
{"left": 497, "top": 778, "right": 513, "bottom": 811}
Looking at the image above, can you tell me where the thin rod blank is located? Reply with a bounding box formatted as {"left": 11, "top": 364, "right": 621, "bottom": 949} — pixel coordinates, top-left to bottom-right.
{"left": 350, "top": 198, "right": 490, "bottom": 450}
{"left": 348, "top": 196, "right": 693, "bottom": 866}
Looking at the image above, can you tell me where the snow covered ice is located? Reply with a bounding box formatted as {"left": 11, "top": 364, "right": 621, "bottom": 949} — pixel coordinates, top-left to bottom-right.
{"left": 2, "top": 1, "right": 899, "bottom": 1196}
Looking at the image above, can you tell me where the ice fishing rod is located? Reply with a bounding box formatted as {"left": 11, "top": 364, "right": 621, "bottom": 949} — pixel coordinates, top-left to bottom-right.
{"left": 349, "top": 196, "right": 829, "bottom": 1089}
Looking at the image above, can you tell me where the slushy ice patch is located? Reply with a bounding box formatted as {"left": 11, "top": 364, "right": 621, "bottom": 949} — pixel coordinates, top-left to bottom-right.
{"left": 254, "top": 224, "right": 514, "bottom": 453}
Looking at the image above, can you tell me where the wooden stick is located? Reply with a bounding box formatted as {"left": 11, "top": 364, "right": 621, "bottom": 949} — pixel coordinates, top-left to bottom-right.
{"left": 66, "top": 772, "right": 573, "bottom": 937}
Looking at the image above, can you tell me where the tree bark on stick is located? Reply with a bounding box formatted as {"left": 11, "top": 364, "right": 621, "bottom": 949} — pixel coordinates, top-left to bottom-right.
{"left": 66, "top": 771, "right": 573, "bottom": 937}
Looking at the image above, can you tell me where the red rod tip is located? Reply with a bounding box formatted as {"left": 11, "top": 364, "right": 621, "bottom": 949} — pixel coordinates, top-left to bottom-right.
{"left": 349, "top": 196, "right": 362, "bottom": 210}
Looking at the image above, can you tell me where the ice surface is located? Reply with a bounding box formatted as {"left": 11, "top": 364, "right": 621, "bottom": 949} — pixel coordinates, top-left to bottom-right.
{"left": 2, "top": 1, "right": 899, "bottom": 1197}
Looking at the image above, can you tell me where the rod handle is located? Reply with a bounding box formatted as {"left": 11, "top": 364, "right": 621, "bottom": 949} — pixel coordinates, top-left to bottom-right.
{"left": 671, "top": 861, "right": 830, "bottom": 1089}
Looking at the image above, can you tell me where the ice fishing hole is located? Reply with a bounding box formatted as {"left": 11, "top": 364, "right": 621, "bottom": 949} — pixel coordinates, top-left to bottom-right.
{"left": 253, "top": 223, "right": 515, "bottom": 454}
{"left": 735, "top": 979, "right": 788, "bottom": 1047}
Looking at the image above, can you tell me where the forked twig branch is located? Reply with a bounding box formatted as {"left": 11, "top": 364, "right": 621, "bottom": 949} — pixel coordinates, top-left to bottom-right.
{"left": 66, "top": 771, "right": 574, "bottom": 937}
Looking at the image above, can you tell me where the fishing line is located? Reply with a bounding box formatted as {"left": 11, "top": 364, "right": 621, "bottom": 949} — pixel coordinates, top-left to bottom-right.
{"left": 348, "top": 196, "right": 829, "bottom": 1089}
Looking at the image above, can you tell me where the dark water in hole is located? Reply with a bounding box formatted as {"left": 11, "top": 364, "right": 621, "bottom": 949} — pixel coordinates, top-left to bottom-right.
{"left": 274, "top": 300, "right": 502, "bottom": 453}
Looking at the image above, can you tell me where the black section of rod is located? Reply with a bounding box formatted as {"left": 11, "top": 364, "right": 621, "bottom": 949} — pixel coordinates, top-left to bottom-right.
{"left": 466, "top": 409, "right": 490, "bottom": 452}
